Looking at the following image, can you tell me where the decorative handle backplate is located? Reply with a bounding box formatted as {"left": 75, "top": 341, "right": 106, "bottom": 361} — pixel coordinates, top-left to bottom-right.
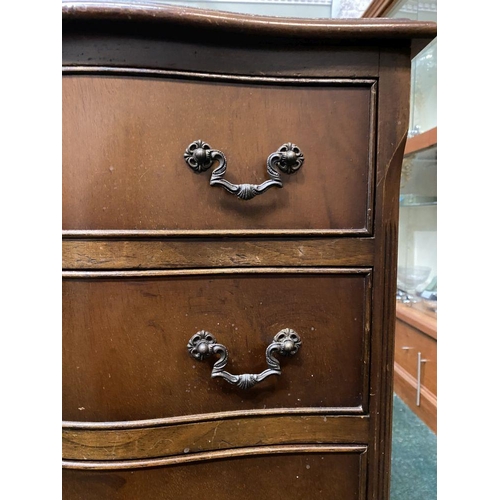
{"left": 184, "top": 140, "right": 304, "bottom": 200}
{"left": 187, "top": 328, "right": 302, "bottom": 389}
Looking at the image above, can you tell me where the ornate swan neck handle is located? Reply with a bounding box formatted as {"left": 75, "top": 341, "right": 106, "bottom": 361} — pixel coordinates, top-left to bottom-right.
{"left": 187, "top": 328, "right": 302, "bottom": 390}
{"left": 184, "top": 140, "right": 304, "bottom": 200}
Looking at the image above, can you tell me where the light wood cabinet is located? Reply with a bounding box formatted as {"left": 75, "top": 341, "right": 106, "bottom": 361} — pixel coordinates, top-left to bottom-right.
{"left": 394, "top": 302, "right": 437, "bottom": 432}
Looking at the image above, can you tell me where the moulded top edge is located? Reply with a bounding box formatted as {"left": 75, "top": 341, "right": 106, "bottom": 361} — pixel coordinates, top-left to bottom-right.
{"left": 62, "top": 1, "right": 437, "bottom": 43}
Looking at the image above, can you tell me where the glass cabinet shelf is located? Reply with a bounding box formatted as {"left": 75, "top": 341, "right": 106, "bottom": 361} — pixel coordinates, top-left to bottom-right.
{"left": 400, "top": 194, "right": 437, "bottom": 207}
{"left": 397, "top": 144, "right": 437, "bottom": 304}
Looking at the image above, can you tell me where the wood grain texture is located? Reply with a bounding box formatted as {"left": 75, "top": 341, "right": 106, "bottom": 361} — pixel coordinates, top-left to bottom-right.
{"left": 63, "top": 43, "right": 382, "bottom": 79}
{"left": 394, "top": 321, "right": 436, "bottom": 395}
{"left": 366, "top": 47, "right": 411, "bottom": 500}
{"left": 64, "top": 406, "right": 365, "bottom": 429}
{"left": 63, "top": 415, "right": 369, "bottom": 460}
{"left": 62, "top": 237, "right": 375, "bottom": 269}
{"left": 360, "top": 0, "right": 436, "bottom": 58}
{"left": 63, "top": 74, "right": 376, "bottom": 233}
{"left": 62, "top": 2, "right": 434, "bottom": 71}
{"left": 62, "top": 270, "right": 371, "bottom": 422}
{"left": 62, "top": 1, "right": 436, "bottom": 42}
{"left": 61, "top": 4, "right": 432, "bottom": 498}
{"left": 63, "top": 228, "right": 370, "bottom": 237}
{"left": 63, "top": 443, "right": 367, "bottom": 469}
{"left": 396, "top": 302, "right": 437, "bottom": 340}
{"left": 63, "top": 445, "right": 367, "bottom": 499}
{"left": 62, "top": 267, "right": 371, "bottom": 278}
{"left": 394, "top": 320, "right": 436, "bottom": 395}
{"left": 393, "top": 307, "right": 437, "bottom": 434}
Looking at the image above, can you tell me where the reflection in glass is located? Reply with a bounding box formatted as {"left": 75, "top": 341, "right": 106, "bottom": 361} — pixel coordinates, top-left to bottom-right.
{"left": 387, "top": 0, "right": 437, "bottom": 134}
{"left": 397, "top": 145, "right": 437, "bottom": 310}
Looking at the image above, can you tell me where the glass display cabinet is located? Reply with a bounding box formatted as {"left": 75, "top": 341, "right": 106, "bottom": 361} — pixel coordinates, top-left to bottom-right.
{"left": 398, "top": 144, "right": 437, "bottom": 310}
{"left": 395, "top": 140, "right": 437, "bottom": 432}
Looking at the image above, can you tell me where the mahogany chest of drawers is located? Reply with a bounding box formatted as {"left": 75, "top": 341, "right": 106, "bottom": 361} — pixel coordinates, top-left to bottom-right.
{"left": 62, "top": 3, "right": 436, "bottom": 498}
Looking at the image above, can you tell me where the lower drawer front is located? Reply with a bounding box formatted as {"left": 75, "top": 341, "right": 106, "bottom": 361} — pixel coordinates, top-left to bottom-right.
{"left": 63, "top": 446, "right": 366, "bottom": 500}
{"left": 62, "top": 269, "right": 371, "bottom": 421}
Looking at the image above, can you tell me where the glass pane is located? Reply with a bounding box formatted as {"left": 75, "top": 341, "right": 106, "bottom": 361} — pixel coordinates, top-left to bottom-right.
{"left": 411, "top": 38, "right": 437, "bottom": 134}
{"left": 388, "top": 0, "right": 437, "bottom": 134}
{"left": 397, "top": 145, "right": 437, "bottom": 313}
{"left": 388, "top": 0, "right": 437, "bottom": 22}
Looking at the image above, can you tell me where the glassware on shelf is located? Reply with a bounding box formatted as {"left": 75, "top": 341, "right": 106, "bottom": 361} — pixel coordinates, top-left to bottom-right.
{"left": 397, "top": 265, "right": 432, "bottom": 300}
{"left": 397, "top": 143, "right": 436, "bottom": 310}
{"left": 421, "top": 276, "right": 437, "bottom": 312}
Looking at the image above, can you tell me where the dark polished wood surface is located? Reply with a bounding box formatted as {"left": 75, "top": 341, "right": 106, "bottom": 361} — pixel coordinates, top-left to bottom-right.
{"left": 62, "top": 238, "right": 376, "bottom": 269}
{"left": 62, "top": 1, "right": 436, "bottom": 42}
{"left": 63, "top": 75, "right": 375, "bottom": 233}
{"left": 63, "top": 446, "right": 366, "bottom": 499}
{"left": 63, "top": 416, "right": 370, "bottom": 461}
{"left": 62, "top": 3, "right": 436, "bottom": 499}
{"left": 63, "top": 271, "right": 370, "bottom": 422}
{"left": 62, "top": 2, "right": 435, "bottom": 74}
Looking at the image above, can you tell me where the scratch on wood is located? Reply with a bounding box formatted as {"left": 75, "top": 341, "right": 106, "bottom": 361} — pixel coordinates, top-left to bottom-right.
{"left": 211, "top": 422, "right": 221, "bottom": 445}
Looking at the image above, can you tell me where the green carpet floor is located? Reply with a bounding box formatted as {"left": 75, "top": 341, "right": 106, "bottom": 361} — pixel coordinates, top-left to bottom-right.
{"left": 390, "top": 394, "right": 437, "bottom": 499}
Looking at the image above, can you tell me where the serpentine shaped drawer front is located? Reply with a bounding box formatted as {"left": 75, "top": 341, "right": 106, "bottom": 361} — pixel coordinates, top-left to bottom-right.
{"left": 63, "top": 447, "right": 367, "bottom": 500}
{"left": 62, "top": 269, "right": 371, "bottom": 423}
{"left": 62, "top": 74, "right": 376, "bottom": 235}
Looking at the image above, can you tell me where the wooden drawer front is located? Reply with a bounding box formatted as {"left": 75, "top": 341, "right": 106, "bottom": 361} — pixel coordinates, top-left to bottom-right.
{"left": 62, "top": 75, "right": 376, "bottom": 234}
{"left": 63, "top": 445, "right": 367, "bottom": 500}
{"left": 394, "top": 319, "right": 437, "bottom": 395}
{"left": 62, "top": 269, "right": 371, "bottom": 422}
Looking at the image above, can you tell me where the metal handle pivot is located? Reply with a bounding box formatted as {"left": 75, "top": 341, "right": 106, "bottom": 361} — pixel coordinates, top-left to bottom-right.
{"left": 184, "top": 140, "right": 304, "bottom": 200}
{"left": 187, "top": 328, "right": 302, "bottom": 389}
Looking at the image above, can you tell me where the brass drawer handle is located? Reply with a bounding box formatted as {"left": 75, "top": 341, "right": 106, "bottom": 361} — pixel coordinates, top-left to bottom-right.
{"left": 187, "top": 328, "right": 302, "bottom": 389}
{"left": 184, "top": 140, "right": 304, "bottom": 200}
